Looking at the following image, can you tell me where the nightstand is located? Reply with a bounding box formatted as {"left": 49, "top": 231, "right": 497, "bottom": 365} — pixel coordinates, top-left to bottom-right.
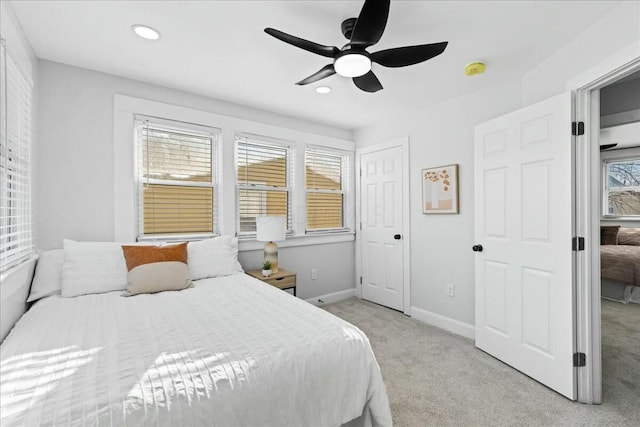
{"left": 247, "top": 268, "right": 297, "bottom": 296}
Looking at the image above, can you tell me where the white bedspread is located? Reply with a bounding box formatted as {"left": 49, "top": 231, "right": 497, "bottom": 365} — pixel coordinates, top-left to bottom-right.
{"left": 1, "top": 274, "right": 391, "bottom": 426}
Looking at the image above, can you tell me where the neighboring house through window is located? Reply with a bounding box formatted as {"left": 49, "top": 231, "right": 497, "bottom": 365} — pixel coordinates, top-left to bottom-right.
{"left": 236, "top": 134, "right": 292, "bottom": 235}
{"left": 603, "top": 156, "right": 640, "bottom": 217}
{"left": 135, "top": 117, "right": 220, "bottom": 239}
{"left": 116, "top": 96, "right": 355, "bottom": 244}
{"left": 305, "top": 147, "right": 350, "bottom": 232}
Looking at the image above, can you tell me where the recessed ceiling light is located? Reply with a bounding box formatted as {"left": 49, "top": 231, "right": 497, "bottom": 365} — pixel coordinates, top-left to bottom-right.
{"left": 315, "top": 86, "right": 331, "bottom": 94}
{"left": 132, "top": 25, "right": 160, "bottom": 40}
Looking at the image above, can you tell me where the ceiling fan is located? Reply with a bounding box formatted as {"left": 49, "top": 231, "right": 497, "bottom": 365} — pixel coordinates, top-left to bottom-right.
{"left": 264, "top": 0, "right": 448, "bottom": 93}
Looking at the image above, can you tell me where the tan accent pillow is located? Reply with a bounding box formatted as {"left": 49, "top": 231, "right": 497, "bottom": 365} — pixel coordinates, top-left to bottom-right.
{"left": 121, "top": 243, "right": 192, "bottom": 296}
{"left": 600, "top": 225, "right": 620, "bottom": 245}
{"left": 121, "top": 243, "right": 188, "bottom": 271}
{"left": 618, "top": 228, "right": 640, "bottom": 246}
{"left": 125, "top": 262, "right": 192, "bottom": 296}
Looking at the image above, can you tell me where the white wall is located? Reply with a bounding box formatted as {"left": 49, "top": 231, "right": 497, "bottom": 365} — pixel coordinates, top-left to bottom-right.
{"left": 238, "top": 242, "right": 354, "bottom": 301}
{"left": 354, "top": 1, "right": 639, "bottom": 328}
{"left": 37, "top": 60, "right": 355, "bottom": 300}
{"left": 521, "top": 1, "right": 640, "bottom": 106}
{"left": 354, "top": 81, "right": 522, "bottom": 325}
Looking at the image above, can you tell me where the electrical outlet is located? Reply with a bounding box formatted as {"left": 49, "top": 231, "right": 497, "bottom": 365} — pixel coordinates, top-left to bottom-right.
{"left": 311, "top": 269, "right": 317, "bottom": 280}
{"left": 446, "top": 283, "right": 455, "bottom": 297}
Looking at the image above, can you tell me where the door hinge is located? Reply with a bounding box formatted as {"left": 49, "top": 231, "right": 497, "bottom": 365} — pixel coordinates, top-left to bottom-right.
{"left": 360, "top": 222, "right": 362, "bottom": 231}
{"left": 359, "top": 168, "right": 362, "bottom": 177}
{"left": 572, "top": 237, "right": 585, "bottom": 251}
{"left": 572, "top": 121, "right": 584, "bottom": 136}
{"left": 573, "top": 352, "right": 586, "bottom": 367}
{"left": 360, "top": 276, "right": 362, "bottom": 284}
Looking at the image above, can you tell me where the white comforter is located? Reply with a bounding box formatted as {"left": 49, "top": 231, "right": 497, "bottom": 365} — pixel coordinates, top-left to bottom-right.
{"left": 1, "top": 274, "right": 391, "bottom": 426}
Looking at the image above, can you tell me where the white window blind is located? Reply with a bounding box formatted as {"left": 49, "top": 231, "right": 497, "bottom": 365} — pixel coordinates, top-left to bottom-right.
{"left": 0, "top": 41, "right": 34, "bottom": 272}
{"left": 135, "top": 116, "right": 220, "bottom": 239}
{"left": 235, "top": 134, "right": 292, "bottom": 235}
{"left": 305, "top": 147, "right": 349, "bottom": 232}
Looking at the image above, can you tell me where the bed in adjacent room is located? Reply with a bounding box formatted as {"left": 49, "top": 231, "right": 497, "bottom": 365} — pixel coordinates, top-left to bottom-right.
{"left": 0, "top": 238, "right": 392, "bottom": 427}
{"left": 600, "top": 226, "right": 640, "bottom": 304}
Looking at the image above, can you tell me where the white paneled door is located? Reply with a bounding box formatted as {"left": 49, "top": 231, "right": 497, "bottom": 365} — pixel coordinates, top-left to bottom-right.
{"left": 474, "top": 92, "right": 576, "bottom": 399}
{"left": 360, "top": 145, "right": 404, "bottom": 311}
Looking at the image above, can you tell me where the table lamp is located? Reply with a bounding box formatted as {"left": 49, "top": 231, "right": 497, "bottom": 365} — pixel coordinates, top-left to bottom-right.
{"left": 256, "top": 216, "right": 286, "bottom": 273}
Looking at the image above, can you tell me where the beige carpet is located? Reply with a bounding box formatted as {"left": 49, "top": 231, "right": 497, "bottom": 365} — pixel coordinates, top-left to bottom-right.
{"left": 324, "top": 298, "right": 640, "bottom": 426}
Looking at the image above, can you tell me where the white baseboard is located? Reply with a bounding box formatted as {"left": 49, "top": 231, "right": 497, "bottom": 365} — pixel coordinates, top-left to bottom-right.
{"left": 410, "top": 306, "right": 475, "bottom": 340}
{"left": 305, "top": 288, "right": 356, "bottom": 307}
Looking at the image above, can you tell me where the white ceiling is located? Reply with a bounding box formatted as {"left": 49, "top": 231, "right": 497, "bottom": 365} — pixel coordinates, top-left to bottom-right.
{"left": 11, "top": 0, "right": 620, "bottom": 130}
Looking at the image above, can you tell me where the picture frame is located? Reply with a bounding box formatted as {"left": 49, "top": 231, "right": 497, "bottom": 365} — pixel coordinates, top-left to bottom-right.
{"left": 422, "top": 164, "right": 459, "bottom": 214}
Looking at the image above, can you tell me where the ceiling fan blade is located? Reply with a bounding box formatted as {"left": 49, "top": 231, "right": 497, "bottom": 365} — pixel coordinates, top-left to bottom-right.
{"left": 600, "top": 143, "right": 618, "bottom": 151}
{"left": 264, "top": 28, "right": 339, "bottom": 58}
{"left": 296, "top": 64, "right": 336, "bottom": 85}
{"left": 371, "top": 42, "right": 449, "bottom": 68}
{"left": 353, "top": 71, "right": 383, "bottom": 92}
{"left": 350, "top": 0, "right": 390, "bottom": 48}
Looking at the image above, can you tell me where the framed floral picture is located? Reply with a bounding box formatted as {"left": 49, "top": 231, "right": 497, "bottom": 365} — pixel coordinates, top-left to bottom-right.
{"left": 422, "top": 164, "right": 459, "bottom": 214}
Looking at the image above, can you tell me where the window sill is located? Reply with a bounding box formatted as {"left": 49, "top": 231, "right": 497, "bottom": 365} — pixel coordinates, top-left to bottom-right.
{"left": 601, "top": 216, "right": 640, "bottom": 222}
{"left": 0, "top": 254, "right": 39, "bottom": 281}
{"left": 238, "top": 232, "right": 355, "bottom": 252}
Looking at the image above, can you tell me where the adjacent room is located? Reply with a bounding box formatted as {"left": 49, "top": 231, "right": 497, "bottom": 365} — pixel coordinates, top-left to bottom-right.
{"left": 598, "top": 71, "right": 640, "bottom": 412}
{"left": 1, "top": 1, "right": 639, "bottom": 425}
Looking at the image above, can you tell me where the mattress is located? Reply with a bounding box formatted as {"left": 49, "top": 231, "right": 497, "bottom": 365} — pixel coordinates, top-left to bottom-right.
{"left": 0, "top": 273, "right": 392, "bottom": 426}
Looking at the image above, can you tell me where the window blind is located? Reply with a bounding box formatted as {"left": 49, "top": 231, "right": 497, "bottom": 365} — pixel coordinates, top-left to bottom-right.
{"left": 236, "top": 134, "right": 292, "bottom": 235}
{"left": 0, "top": 41, "right": 34, "bottom": 272}
{"left": 305, "top": 147, "right": 349, "bottom": 232}
{"left": 135, "top": 117, "right": 219, "bottom": 239}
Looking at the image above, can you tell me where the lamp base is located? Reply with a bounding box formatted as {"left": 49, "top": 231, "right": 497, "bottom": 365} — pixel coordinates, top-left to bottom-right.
{"left": 264, "top": 241, "right": 279, "bottom": 273}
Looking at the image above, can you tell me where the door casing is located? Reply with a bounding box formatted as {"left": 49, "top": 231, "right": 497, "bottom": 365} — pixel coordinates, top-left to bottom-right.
{"left": 572, "top": 49, "right": 640, "bottom": 404}
{"left": 355, "top": 137, "right": 411, "bottom": 315}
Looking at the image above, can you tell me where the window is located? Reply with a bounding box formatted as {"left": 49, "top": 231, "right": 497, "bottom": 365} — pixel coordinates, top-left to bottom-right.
{"left": 0, "top": 43, "right": 34, "bottom": 272}
{"left": 603, "top": 157, "right": 640, "bottom": 217}
{"left": 236, "top": 134, "right": 292, "bottom": 235}
{"left": 135, "top": 117, "right": 219, "bottom": 239}
{"left": 305, "top": 147, "right": 349, "bottom": 232}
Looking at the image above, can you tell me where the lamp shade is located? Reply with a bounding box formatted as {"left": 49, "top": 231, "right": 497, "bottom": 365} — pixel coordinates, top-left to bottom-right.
{"left": 256, "top": 216, "right": 285, "bottom": 242}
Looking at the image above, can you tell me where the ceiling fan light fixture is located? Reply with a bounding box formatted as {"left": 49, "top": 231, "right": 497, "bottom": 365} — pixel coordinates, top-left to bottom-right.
{"left": 132, "top": 24, "right": 160, "bottom": 40}
{"left": 334, "top": 53, "right": 371, "bottom": 77}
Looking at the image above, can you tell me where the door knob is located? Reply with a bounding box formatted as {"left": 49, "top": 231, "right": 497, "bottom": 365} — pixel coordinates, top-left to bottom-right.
{"left": 394, "top": 234, "right": 402, "bottom": 240}
{"left": 472, "top": 244, "right": 483, "bottom": 252}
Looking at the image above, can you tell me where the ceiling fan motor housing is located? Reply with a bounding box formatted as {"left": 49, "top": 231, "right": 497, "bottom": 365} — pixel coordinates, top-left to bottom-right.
{"left": 341, "top": 18, "right": 358, "bottom": 39}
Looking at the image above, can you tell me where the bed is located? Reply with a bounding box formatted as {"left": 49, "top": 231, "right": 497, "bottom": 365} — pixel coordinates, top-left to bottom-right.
{"left": 600, "top": 226, "right": 640, "bottom": 304}
{"left": 0, "top": 239, "right": 392, "bottom": 426}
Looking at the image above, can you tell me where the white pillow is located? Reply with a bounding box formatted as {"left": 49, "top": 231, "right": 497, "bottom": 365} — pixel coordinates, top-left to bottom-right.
{"left": 61, "top": 239, "right": 128, "bottom": 297}
{"left": 27, "top": 249, "right": 64, "bottom": 302}
{"left": 187, "top": 236, "right": 243, "bottom": 280}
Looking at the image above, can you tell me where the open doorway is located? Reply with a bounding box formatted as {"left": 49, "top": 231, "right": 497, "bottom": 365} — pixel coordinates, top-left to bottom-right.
{"left": 597, "top": 73, "right": 640, "bottom": 406}
{"left": 573, "top": 54, "right": 640, "bottom": 404}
